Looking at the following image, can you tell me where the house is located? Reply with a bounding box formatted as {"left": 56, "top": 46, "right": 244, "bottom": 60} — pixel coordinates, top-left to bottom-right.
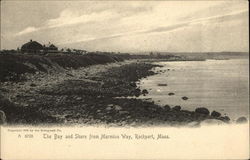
{"left": 43, "top": 42, "right": 58, "bottom": 54}
{"left": 21, "top": 40, "right": 44, "bottom": 54}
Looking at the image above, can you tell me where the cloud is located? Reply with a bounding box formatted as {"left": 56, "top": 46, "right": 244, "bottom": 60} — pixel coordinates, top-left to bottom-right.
{"left": 16, "top": 9, "right": 119, "bottom": 36}
{"left": 141, "top": 23, "right": 189, "bottom": 34}
{"left": 189, "top": 9, "right": 248, "bottom": 24}
{"left": 15, "top": 2, "right": 228, "bottom": 37}
{"left": 141, "top": 9, "right": 248, "bottom": 35}
{"left": 66, "top": 8, "right": 248, "bottom": 45}
{"left": 16, "top": 26, "right": 39, "bottom": 36}
{"left": 11, "top": 1, "right": 248, "bottom": 52}
{"left": 46, "top": 9, "right": 118, "bottom": 28}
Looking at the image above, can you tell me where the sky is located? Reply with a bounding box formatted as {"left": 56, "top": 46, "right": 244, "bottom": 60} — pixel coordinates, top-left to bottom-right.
{"left": 1, "top": 0, "right": 249, "bottom": 53}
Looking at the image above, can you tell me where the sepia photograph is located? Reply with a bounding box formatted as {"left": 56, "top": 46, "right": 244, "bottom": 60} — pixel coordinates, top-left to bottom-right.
{"left": 0, "top": 0, "right": 249, "bottom": 159}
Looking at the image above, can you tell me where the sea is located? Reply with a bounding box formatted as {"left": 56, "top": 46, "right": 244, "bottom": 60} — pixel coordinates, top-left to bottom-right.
{"left": 138, "top": 58, "right": 249, "bottom": 121}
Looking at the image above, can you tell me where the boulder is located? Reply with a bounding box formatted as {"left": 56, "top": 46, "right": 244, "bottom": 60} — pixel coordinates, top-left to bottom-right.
{"left": 182, "top": 96, "right": 188, "bottom": 100}
{"left": 119, "top": 111, "right": 129, "bottom": 115}
{"left": 134, "top": 88, "right": 141, "bottom": 97}
{"left": 172, "top": 105, "right": 181, "bottom": 111}
{"left": 106, "top": 104, "right": 122, "bottom": 111}
{"left": 158, "top": 83, "right": 167, "bottom": 86}
{"left": 211, "top": 111, "right": 221, "bottom": 118}
{"left": 76, "top": 97, "right": 82, "bottom": 101}
{"left": 130, "top": 82, "right": 136, "bottom": 87}
{"left": 23, "top": 104, "right": 29, "bottom": 107}
{"left": 163, "top": 105, "right": 171, "bottom": 111}
{"left": 130, "top": 122, "right": 136, "bottom": 126}
{"left": 28, "top": 98, "right": 36, "bottom": 102}
{"left": 236, "top": 117, "right": 248, "bottom": 124}
{"left": 218, "top": 116, "right": 230, "bottom": 123}
{"left": 0, "top": 110, "right": 7, "bottom": 125}
{"left": 121, "top": 121, "right": 126, "bottom": 126}
{"left": 224, "top": 116, "right": 230, "bottom": 122}
{"left": 195, "top": 107, "right": 210, "bottom": 115}
{"left": 113, "top": 105, "right": 122, "bottom": 111}
{"left": 186, "top": 121, "right": 200, "bottom": 127}
{"left": 30, "top": 83, "right": 36, "bottom": 87}
{"left": 142, "top": 89, "right": 149, "bottom": 95}
{"left": 65, "top": 114, "right": 73, "bottom": 119}
{"left": 105, "top": 106, "right": 112, "bottom": 111}
{"left": 168, "top": 92, "right": 175, "bottom": 96}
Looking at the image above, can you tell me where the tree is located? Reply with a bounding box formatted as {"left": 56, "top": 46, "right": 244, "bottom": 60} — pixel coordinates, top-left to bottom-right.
{"left": 66, "top": 48, "right": 71, "bottom": 53}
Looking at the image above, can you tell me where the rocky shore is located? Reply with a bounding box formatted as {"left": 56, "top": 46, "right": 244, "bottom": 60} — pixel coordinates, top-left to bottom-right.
{"left": 0, "top": 59, "right": 245, "bottom": 126}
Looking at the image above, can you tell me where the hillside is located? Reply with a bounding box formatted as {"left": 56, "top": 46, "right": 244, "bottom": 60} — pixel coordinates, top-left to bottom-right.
{"left": 0, "top": 53, "right": 126, "bottom": 82}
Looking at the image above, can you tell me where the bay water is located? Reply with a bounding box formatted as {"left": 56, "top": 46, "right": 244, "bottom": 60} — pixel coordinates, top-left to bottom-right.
{"left": 138, "top": 58, "right": 249, "bottom": 121}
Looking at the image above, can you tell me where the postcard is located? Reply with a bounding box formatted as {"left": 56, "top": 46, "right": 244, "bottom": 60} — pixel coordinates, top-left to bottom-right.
{"left": 0, "top": 0, "right": 249, "bottom": 159}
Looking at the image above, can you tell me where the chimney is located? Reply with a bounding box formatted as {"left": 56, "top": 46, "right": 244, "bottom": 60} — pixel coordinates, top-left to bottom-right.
{"left": 30, "top": 39, "right": 32, "bottom": 42}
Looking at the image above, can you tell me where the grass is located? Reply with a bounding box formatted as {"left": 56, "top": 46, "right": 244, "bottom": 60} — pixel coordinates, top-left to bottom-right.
{"left": 0, "top": 53, "right": 125, "bottom": 82}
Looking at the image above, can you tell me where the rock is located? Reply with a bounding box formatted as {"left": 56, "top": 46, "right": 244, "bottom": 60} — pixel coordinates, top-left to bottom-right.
{"left": 65, "top": 114, "right": 73, "bottom": 119}
{"left": 142, "top": 89, "right": 148, "bottom": 95}
{"left": 121, "top": 121, "right": 126, "bottom": 126}
{"left": 172, "top": 105, "right": 181, "bottom": 111}
{"left": 14, "top": 102, "right": 20, "bottom": 105}
{"left": 134, "top": 88, "right": 141, "bottom": 97}
{"left": 30, "top": 83, "right": 36, "bottom": 87}
{"left": 76, "top": 97, "right": 82, "bottom": 101}
{"left": 168, "top": 92, "right": 175, "bottom": 96}
{"left": 28, "top": 98, "right": 36, "bottom": 102}
{"left": 195, "top": 107, "right": 210, "bottom": 115}
{"left": 130, "top": 82, "right": 136, "bottom": 87}
{"left": 211, "top": 111, "right": 221, "bottom": 118}
{"left": 236, "top": 117, "right": 248, "bottom": 124}
{"left": 119, "top": 111, "right": 129, "bottom": 115}
{"left": 163, "top": 105, "right": 171, "bottom": 111}
{"left": 157, "top": 83, "right": 167, "bottom": 86}
{"left": 186, "top": 121, "right": 200, "bottom": 127}
{"left": 126, "top": 115, "right": 131, "bottom": 119}
{"left": 113, "top": 105, "right": 122, "bottom": 111}
{"left": 66, "top": 73, "right": 73, "bottom": 77}
{"left": 182, "top": 96, "right": 188, "bottom": 100}
{"left": 23, "top": 104, "right": 29, "bottom": 107}
{"left": 130, "top": 122, "right": 136, "bottom": 126}
{"left": 218, "top": 116, "right": 230, "bottom": 122}
{"left": 200, "top": 119, "right": 225, "bottom": 126}
{"left": 105, "top": 106, "right": 112, "bottom": 111}
{"left": 0, "top": 110, "right": 7, "bottom": 125}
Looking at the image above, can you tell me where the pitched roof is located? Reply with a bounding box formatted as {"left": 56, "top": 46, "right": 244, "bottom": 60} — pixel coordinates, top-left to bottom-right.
{"left": 21, "top": 40, "right": 43, "bottom": 50}
{"left": 49, "top": 44, "right": 57, "bottom": 48}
